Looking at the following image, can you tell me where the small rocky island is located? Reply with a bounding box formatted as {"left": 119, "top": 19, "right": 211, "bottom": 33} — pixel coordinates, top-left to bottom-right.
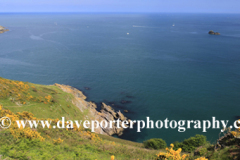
{"left": 0, "top": 25, "right": 9, "bottom": 34}
{"left": 208, "top": 30, "right": 220, "bottom": 35}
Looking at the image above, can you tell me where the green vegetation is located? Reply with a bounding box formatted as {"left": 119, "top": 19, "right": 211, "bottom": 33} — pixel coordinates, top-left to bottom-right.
{"left": 0, "top": 77, "right": 86, "bottom": 121}
{"left": 0, "top": 77, "right": 158, "bottom": 160}
{"left": 0, "top": 77, "right": 239, "bottom": 160}
{"left": 143, "top": 138, "right": 167, "bottom": 150}
{"left": 173, "top": 134, "right": 207, "bottom": 152}
{"left": 0, "top": 128, "right": 158, "bottom": 160}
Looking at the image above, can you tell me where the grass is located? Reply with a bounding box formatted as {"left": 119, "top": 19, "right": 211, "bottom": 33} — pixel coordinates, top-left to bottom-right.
{"left": 0, "top": 118, "right": 159, "bottom": 160}
{"left": 1, "top": 76, "right": 236, "bottom": 160}
{"left": 0, "top": 78, "right": 86, "bottom": 121}
{"left": 0, "top": 77, "right": 159, "bottom": 160}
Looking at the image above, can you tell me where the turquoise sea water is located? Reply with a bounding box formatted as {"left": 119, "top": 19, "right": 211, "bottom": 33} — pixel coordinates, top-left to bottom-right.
{"left": 0, "top": 13, "right": 240, "bottom": 144}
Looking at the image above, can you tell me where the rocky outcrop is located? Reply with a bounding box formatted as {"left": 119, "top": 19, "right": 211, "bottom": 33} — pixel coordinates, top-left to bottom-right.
{"left": 0, "top": 26, "right": 9, "bottom": 34}
{"left": 54, "top": 83, "right": 130, "bottom": 136}
{"left": 208, "top": 30, "right": 220, "bottom": 35}
{"left": 215, "top": 132, "right": 236, "bottom": 149}
{"left": 194, "top": 132, "right": 234, "bottom": 156}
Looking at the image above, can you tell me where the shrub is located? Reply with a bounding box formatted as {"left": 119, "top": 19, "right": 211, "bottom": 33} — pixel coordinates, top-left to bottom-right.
{"left": 32, "top": 87, "right": 37, "bottom": 92}
{"left": 156, "top": 144, "right": 188, "bottom": 160}
{"left": 143, "top": 138, "right": 167, "bottom": 149}
{"left": 173, "top": 134, "right": 207, "bottom": 152}
{"left": 172, "top": 141, "right": 183, "bottom": 150}
{"left": 199, "top": 147, "right": 208, "bottom": 156}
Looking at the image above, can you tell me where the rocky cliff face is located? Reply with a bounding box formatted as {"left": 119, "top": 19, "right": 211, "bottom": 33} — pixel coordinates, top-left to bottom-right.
{"left": 0, "top": 26, "right": 9, "bottom": 34}
{"left": 54, "top": 83, "right": 130, "bottom": 136}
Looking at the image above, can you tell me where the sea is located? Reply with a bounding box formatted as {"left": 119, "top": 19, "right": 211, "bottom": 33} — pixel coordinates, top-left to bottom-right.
{"left": 0, "top": 13, "right": 240, "bottom": 144}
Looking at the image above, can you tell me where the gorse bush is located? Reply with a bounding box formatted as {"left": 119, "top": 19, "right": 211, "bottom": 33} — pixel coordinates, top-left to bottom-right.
{"left": 1, "top": 104, "right": 158, "bottom": 159}
{"left": 156, "top": 144, "right": 188, "bottom": 160}
{"left": 53, "top": 138, "right": 64, "bottom": 144}
{"left": 0, "top": 77, "right": 54, "bottom": 105}
{"left": 173, "top": 134, "right": 207, "bottom": 152}
{"left": 156, "top": 144, "right": 208, "bottom": 160}
{"left": 143, "top": 138, "right": 167, "bottom": 149}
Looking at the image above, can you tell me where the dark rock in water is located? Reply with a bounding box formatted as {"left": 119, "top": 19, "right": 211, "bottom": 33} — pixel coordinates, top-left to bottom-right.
{"left": 121, "top": 100, "right": 132, "bottom": 104}
{"left": 124, "top": 110, "right": 128, "bottom": 113}
{"left": 84, "top": 87, "right": 90, "bottom": 90}
{"left": 114, "top": 105, "right": 125, "bottom": 109}
{"left": 235, "top": 116, "right": 240, "bottom": 119}
{"left": 208, "top": 30, "right": 220, "bottom": 35}
{"left": 106, "top": 101, "right": 116, "bottom": 106}
{"left": 208, "top": 30, "right": 215, "bottom": 35}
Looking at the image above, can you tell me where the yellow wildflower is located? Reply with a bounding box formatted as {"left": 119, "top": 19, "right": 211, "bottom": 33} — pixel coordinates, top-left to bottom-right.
{"left": 111, "top": 155, "right": 115, "bottom": 160}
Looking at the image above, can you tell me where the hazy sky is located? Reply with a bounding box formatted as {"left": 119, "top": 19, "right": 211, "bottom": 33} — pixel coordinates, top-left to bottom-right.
{"left": 0, "top": 0, "right": 239, "bottom": 13}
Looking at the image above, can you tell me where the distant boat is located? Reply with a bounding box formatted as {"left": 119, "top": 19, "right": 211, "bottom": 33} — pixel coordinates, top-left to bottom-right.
{"left": 172, "top": 24, "right": 175, "bottom": 27}
{"left": 127, "top": 33, "right": 129, "bottom": 35}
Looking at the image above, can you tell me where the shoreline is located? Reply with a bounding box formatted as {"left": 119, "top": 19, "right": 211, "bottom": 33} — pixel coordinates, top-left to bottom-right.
{"left": 54, "top": 83, "right": 131, "bottom": 136}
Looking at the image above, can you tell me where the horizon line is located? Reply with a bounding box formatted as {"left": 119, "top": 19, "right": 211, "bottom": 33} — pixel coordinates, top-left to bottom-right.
{"left": 0, "top": 11, "right": 240, "bottom": 14}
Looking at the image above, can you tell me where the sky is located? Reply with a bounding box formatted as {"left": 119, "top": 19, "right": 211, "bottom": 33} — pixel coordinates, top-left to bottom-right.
{"left": 0, "top": 0, "right": 240, "bottom": 13}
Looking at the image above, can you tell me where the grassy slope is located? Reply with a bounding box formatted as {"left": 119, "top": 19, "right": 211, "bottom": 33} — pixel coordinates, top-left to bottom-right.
{"left": 1, "top": 83, "right": 86, "bottom": 120}
{"left": 0, "top": 77, "right": 159, "bottom": 160}
{"left": 2, "top": 77, "right": 236, "bottom": 160}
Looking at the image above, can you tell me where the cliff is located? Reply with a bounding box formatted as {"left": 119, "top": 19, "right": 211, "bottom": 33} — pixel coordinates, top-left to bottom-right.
{"left": 0, "top": 26, "right": 9, "bottom": 34}
{"left": 0, "top": 76, "right": 158, "bottom": 160}
{"left": 54, "top": 83, "right": 130, "bottom": 136}
{"left": 0, "top": 77, "right": 231, "bottom": 159}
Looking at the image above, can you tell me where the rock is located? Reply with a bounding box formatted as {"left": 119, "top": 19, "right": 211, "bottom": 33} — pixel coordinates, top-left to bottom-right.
{"left": 84, "top": 87, "right": 90, "bottom": 90}
{"left": 124, "top": 110, "right": 128, "bottom": 113}
{"left": 215, "top": 132, "right": 236, "bottom": 150}
{"left": 99, "top": 104, "right": 129, "bottom": 136}
{"left": 128, "top": 119, "right": 133, "bottom": 123}
{"left": 208, "top": 30, "right": 215, "bottom": 35}
{"left": 0, "top": 26, "right": 9, "bottom": 34}
{"left": 54, "top": 83, "right": 87, "bottom": 100}
{"left": 208, "top": 30, "right": 220, "bottom": 35}
{"left": 121, "top": 100, "right": 132, "bottom": 104}
{"left": 235, "top": 116, "right": 240, "bottom": 119}
{"left": 108, "top": 102, "right": 115, "bottom": 106}
{"left": 54, "top": 84, "right": 130, "bottom": 136}
{"left": 101, "top": 102, "right": 117, "bottom": 119}
{"left": 117, "top": 110, "right": 127, "bottom": 121}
